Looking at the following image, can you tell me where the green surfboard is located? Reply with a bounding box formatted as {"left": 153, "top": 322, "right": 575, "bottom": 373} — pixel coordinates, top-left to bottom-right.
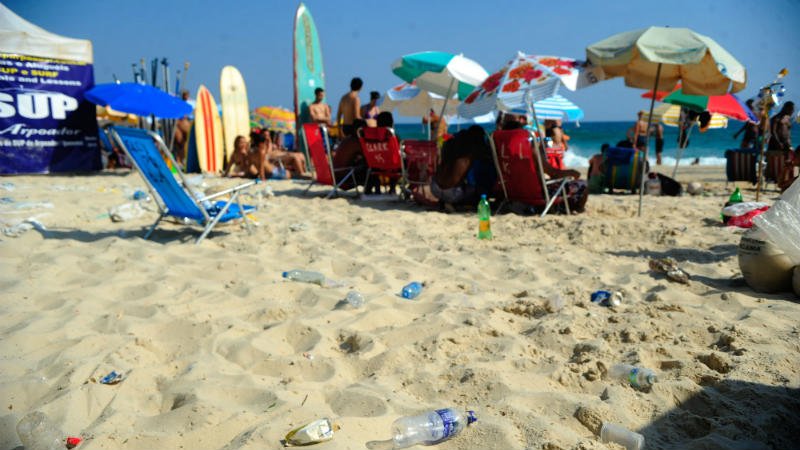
{"left": 293, "top": 3, "right": 325, "bottom": 162}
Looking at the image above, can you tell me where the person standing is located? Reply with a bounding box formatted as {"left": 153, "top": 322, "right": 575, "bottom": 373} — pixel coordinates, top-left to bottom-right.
{"left": 336, "top": 77, "right": 363, "bottom": 137}
{"left": 309, "top": 87, "right": 332, "bottom": 127}
{"left": 769, "top": 101, "right": 794, "bottom": 152}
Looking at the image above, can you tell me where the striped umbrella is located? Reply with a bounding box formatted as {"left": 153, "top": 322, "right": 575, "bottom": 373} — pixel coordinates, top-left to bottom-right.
{"left": 391, "top": 51, "right": 488, "bottom": 100}
{"left": 251, "top": 106, "right": 295, "bottom": 134}
{"left": 641, "top": 103, "right": 727, "bottom": 128}
{"left": 380, "top": 82, "right": 459, "bottom": 117}
{"left": 528, "top": 95, "right": 584, "bottom": 122}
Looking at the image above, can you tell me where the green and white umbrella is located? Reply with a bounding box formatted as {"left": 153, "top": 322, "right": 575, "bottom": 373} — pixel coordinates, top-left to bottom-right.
{"left": 391, "top": 51, "right": 488, "bottom": 100}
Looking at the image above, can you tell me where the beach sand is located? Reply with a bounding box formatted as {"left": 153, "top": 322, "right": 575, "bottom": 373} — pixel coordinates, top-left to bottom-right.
{"left": 1, "top": 166, "right": 798, "bottom": 450}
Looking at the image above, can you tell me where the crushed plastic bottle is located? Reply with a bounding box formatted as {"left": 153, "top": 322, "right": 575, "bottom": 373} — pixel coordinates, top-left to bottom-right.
{"left": 401, "top": 281, "right": 423, "bottom": 299}
{"left": 108, "top": 202, "right": 146, "bottom": 222}
{"left": 282, "top": 269, "right": 342, "bottom": 287}
{"left": 345, "top": 290, "right": 365, "bottom": 308}
{"left": 600, "top": 422, "right": 644, "bottom": 450}
{"left": 608, "top": 363, "right": 657, "bottom": 388}
{"left": 391, "top": 408, "right": 477, "bottom": 448}
{"left": 132, "top": 189, "right": 150, "bottom": 201}
{"left": 16, "top": 411, "right": 65, "bottom": 450}
{"left": 590, "top": 290, "right": 622, "bottom": 307}
{"left": 285, "top": 418, "right": 338, "bottom": 446}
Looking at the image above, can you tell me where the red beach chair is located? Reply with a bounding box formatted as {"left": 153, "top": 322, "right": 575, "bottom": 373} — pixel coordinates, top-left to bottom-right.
{"left": 490, "top": 128, "right": 571, "bottom": 216}
{"left": 403, "top": 139, "right": 438, "bottom": 188}
{"left": 302, "top": 123, "right": 358, "bottom": 198}
{"left": 357, "top": 127, "right": 407, "bottom": 195}
{"left": 545, "top": 145, "right": 566, "bottom": 170}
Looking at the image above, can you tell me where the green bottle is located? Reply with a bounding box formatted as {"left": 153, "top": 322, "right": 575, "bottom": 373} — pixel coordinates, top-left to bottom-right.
{"left": 477, "top": 194, "right": 492, "bottom": 240}
{"left": 729, "top": 187, "right": 743, "bottom": 203}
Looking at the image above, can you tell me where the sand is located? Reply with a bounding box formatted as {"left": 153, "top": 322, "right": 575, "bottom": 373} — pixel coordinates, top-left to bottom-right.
{"left": 1, "top": 166, "right": 798, "bottom": 450}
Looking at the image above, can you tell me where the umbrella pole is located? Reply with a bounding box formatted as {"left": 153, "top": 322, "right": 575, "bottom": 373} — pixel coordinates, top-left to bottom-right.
{"left": 755, "top": 102, "right": 770, "bottom": 201}
{"left": 638, "top": 63, "right": 662, "bottom": 217}
{"left": 671, "top": 123, "right": 695, "bottom": 178}
{"left": 437, "top": 78, "right": 456, "bottom": 145}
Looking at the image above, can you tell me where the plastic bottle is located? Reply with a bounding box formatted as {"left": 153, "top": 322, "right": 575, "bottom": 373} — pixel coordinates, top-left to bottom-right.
{"left": 283, "top": 270, "right": 326, "bottom": 286}
{"left": 729, "top": 187, "right": 743, "bottom": 203}
{"left": 16, "top": 411, "right": 64, "bottom": 450}
{"left": 391, "top": 408, "right": 477, "bottom": 448}
{"left": 600, "top": 422, "right": 644, "bottom": 450}
{"left": 132, "top": 189, "right": 150, "bottom": 201}
{"left": 608, "top": 364, "right": 657, "bottom": 388}
{"left": 345, "top": 290, "right": 365, "bottom": 308}
{"left": 401, "top": 282, "right": 423, "bottom": 300}
{"left": 477, "top": 194, "right": 492, "bottom": 240}
{"left": 645, "top": 173, "right": 661, "bottom": 196}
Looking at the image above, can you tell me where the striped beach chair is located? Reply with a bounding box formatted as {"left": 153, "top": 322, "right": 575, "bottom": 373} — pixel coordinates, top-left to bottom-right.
{"left": 605, "top": 147, "right": 646, "bottom": 193}
{"left": 724, "top": 149, "right": 758, "bottom": 187}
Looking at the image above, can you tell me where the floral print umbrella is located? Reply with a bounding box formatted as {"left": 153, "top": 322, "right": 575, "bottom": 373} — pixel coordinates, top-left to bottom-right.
{"left": 458, "top": 52, "right": 601, "bottom": 118}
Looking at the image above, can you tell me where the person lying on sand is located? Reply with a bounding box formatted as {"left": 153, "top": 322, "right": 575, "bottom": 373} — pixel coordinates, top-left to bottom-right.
{"left": 266, "top": 130, "right": 309, "bottom": 177}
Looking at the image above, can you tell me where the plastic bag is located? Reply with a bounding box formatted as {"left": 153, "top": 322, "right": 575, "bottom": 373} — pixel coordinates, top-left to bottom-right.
{"left": 722, "top": 202, "right": 769, "bottom": 218}
{"left": 753, "top": 178, "right": 800, "bottom": 264}
{"left": 727, "top": 206, "right": 770, "bottom": 228}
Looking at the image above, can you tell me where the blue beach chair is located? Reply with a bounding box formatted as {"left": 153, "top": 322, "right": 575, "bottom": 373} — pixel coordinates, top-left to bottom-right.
{"left": 109, "top": 126, "right": 257, "bottom": 244}
{"left": 605, "top": 147, "right": 647, "bottom": 193}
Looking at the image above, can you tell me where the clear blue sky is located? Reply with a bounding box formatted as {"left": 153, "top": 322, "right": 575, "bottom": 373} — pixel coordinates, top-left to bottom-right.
{"left": 7, "top": 0, "right": 800, "bottom": 121}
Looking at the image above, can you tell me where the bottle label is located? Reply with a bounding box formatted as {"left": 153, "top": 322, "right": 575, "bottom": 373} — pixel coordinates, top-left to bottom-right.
{"left": 435, "top": 409, "right": 458, "bottom": 439}
{"left": 629, "top": 367, "right": 640, "bottom": 387}
{"left": 479, "top": 220, "right": 490, "bottom": 232}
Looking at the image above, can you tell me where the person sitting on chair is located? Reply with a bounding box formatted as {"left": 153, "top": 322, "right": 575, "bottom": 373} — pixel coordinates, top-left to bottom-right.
{"left": 430, "top": 125, "right": 490, "bottom": 207}
{"left": 331, "top": 119, "right": 368, "bottom": 188}
{"left": 266, "top": 130, "right": 309, "bottom": 177}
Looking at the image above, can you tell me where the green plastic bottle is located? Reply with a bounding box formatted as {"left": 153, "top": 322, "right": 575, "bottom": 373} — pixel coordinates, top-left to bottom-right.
{"left": 729, "top": 187, "right": 743, "bottom": 203}
{"left": 477, "top": 194, "right": 492, "bottom": 240}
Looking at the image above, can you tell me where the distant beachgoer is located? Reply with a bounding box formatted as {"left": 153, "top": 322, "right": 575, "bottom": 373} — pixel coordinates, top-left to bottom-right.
{"left": 431, "top": 126, "right": 489, "bottom": 206}
{"left": 628, "top": 111, "right": 664, "bottom": 164}
{"left": 309, "top": 87, "right": 333, "bottom": 126}
{"left": 733, "top": 99, "right": 759, "bottom": 149}
{"left": 172, "top": 89, "right": 193, "bottom": 165}
{"left": 332, "top": 119, "right": 367, "bottom": 173}
{"left": 769, "top": 101, "right": 794, "bottom": 152}
{"left": 691, "top": 157, "right": 700, "bottom": 165}
{"left": 336, "top": 77, "right": 363, "bottom": 137}
{"left": 376, "top": 111, "right": 394, "bottom": 128}
{"left": 265, "top": 130, "right": 308, "bottom": 177}
{"left": 225, "top": 134, "right": 280, "bottom": 180}
{"left": 361, "top": 91, "right": 380, "bottom": 127}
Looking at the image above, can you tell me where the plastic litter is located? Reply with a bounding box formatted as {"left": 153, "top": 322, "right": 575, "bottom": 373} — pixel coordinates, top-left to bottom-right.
{"left": 12, "top": 201, "right": 54, "bottom": 211}
{"left": 66, "top": 437, "right": 82, "bottom": 449}
{"left": 0, "top": 196, "right": 14, "bottom": 204}
{"left": 648, "top": 257, "right": 690, "bottom": 284}
{"left": 98, "top": 370, "right": 125, "bottom": 385}
{"left": 289, "top": 222, "right": 310, "bottom": 232}
{"left": 108, "top": 202, "right": 146, "bottom": 222}
{"left": 16, "top": 411, "right": 66, "bottom": 450}
{"left": 600, "top": 422, "right": 644, "bottom": 450}
{"left": 2, "top": 218, "right": 46, "bottom": 237}
{"left": 345, "top": 290, "right": 365, "bottom": 308}
{"left": 753, "top": 179, "right": 800, "bottom": 265}
{"left": 1, "top": 182, "right": 15, "bottom": 191}
{"left": 132, "top": 190, "right": 150, "bottom": 201}
{"left": 608, "top": 363, "right": 657, "bottom": 388}
{"left": 282, "top": 269, "right": 340, "bottom": 288}
{"left": 590, "top": 290, "right": 622, "bottom": 307}
{"left": 285, "top": 418, "right": 338, "bottom": 446}
{"left": 401, "top": 281, "right": 423, "bottom": 299}
{"left": 391, "top": 408, "right": 477, "bottom": 448}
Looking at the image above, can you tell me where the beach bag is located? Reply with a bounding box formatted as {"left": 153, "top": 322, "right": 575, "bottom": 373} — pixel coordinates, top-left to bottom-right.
{"left": 738, "top": 227, "right": 794, "bottom": 293}
{"left": 656, "top": 173, "right": 682, "bottom": 196}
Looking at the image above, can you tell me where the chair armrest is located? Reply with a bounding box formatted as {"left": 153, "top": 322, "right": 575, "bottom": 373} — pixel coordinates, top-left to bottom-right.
{"left": 198, "top": 179, "right": 259, "bottom": 202}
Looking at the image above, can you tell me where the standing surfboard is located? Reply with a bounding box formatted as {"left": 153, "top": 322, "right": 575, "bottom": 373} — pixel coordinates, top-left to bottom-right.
{"left": 184, "top": 122, "right": 199, "bottom": 173}
{"left": 193, "top": 85, "right": 224, "bottom": 174}
{"left": 220, "top": 66, "right": 250, "bottom": 163}
{"left": 293, "top": 3, "right": 325, "bottom": 161}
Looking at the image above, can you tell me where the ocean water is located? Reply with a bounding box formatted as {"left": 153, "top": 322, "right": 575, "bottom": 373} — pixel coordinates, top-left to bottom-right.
{"left": 393, "top": 121, "right": 800, "bottom": 168}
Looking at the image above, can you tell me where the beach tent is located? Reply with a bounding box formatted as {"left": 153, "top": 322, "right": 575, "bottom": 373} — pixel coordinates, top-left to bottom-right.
{"left": 0, "top": 4, "right": 100, "bottom": 174}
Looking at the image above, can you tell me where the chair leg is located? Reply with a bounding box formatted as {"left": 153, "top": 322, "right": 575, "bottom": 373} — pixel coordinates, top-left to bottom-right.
{"left": 144, "top": 214, "right": 165, "bottom": 240}
{"left": 304, "top": 179, "right": 316, "bottom": 196}
{"left": 541, "top": 179, "right": 570, "bottom": 217}
{"left": 196, "top": 198, "right": 235, "bottom": 244}
{"left": 233, "top": 192, "right": 253, "bottom": 234}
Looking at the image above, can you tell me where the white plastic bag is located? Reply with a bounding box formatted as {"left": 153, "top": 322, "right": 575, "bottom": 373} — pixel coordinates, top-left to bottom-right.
{"left": 753, "top": 178, "right": 800, "bottom": 264}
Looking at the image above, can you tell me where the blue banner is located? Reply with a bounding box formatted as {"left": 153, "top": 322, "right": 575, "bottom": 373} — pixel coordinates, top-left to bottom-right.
{"left": 0, "top": 53, "right": 100, "bottom": 174}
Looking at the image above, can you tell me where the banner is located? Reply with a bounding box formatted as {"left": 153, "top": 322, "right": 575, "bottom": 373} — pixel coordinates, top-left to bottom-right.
{"left": 0, "top": 53, "right": 100, "bottom": 174}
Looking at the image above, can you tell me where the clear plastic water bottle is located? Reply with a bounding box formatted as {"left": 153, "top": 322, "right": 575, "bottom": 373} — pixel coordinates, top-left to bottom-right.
{"left": 401, "top": 282, "right": 423, "bottom": 299}
{"left": 16, "top": 411, "right": 64, "bottom": 450}
{"left": 283, "top": 269, "right": 327, "bottom": 286}
{"left": 391, "top": 408, "right": 477, "bottom": 448}
{"left": 345, "top": 290, "right": 365, "bottom": 308}
{"left": 645, "top": 173, "right": 661, "bottom": 196}
{"left": 477, "top": 194, "right": 492, "bottom": 240}
{"left": 601, "top": 422, "right": 645, "bottom": 450}
{"left": 608, "top": 363, "right": 657, "bottom": 388}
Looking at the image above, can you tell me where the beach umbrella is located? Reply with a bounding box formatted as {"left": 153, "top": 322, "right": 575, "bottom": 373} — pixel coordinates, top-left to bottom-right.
{"left": 641, "top": 103, "right": 728, "bottom": 129}
{"left": 85, "top": 82, "right": 192, "bottom": 118}
{"left": 586, "top": 26, "right": 747, "bottom": 216}
{"left": 458, "top": 52, "right": 600, "bottom": 119}
{"left": 252, "top": 106, "right": 295, "bottom": 134}
{"left": 643, "top": 87, "right": 756, "bottom": 122}
{"left": 531, "top": 94, "right": 584, "bottom": 122}
{"left": 380, "top": 82, "right": 460, "bottom": 117}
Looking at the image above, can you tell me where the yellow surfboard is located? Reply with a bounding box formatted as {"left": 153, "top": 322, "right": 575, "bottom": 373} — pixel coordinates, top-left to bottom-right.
{"left": 220, "top": 66, "right": 250, "bottom": 163}
{"left": 194, "top": 85, "right": 224, "bottom": 174}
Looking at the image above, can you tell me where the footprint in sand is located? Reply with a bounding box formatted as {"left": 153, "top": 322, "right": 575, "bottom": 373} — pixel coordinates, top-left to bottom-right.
{"left": 327, "top": 389, "right": 387, "bottom": 417}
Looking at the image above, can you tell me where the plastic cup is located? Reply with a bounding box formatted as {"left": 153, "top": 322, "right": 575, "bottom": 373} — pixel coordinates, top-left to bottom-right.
{"left": 600, "top": 422, "right": 644, "bottom": 450}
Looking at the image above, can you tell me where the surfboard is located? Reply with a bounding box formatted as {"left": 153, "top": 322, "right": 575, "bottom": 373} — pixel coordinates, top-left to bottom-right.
{"left": 293, "top": 3, "right": 325, "bottom": 160}
{"left": 184, "top": 122, "right": 199, "bottom": 173}
{"left": 193, "top": 85, "right": 224, "bottom": 174}
{"left": 220, "top": 66, "right": 250, "bottom": 164}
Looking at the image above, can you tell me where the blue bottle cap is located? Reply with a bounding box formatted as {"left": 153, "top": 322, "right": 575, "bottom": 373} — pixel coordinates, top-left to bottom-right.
{"left": 481, "top": 194, "right": 487, "bottom": 199}
{"left": 282, "top": 271, "right": 288, "bottom": 278}
{"left": 467, "top": 410, "right": 477, "bottom": 425}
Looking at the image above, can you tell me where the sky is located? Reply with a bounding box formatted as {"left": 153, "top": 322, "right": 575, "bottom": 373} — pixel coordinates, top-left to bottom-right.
{"left": 7, "top": 0, "right": 800, "bottom": 122}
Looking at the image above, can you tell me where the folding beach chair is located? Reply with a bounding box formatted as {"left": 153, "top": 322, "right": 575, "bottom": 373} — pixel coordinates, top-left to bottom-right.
{"left": 604, "top": 147, "right": 646, "bottom": 193}
{"left": 489, "top": 129, "right": 571, "bottom": 216}
{"left": 98, "top": 124, "right": 131, "bottom": 169}
{"left": 724, "top": 149, "right": 758, "bottom": 188}
{"left": 302, "top": 123, "right": 358, "bottom": 198}
{"left": 403, "top": 139, "right": 438, "bottom": 188}
{"left": 357, "top": 126, "right": 408, "bottom": 196}
{"left": 545, "top": 145, "right": 566, "bottom": 170}
{"left": 109, "top": 126, "right": 257, "bottom": 244}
